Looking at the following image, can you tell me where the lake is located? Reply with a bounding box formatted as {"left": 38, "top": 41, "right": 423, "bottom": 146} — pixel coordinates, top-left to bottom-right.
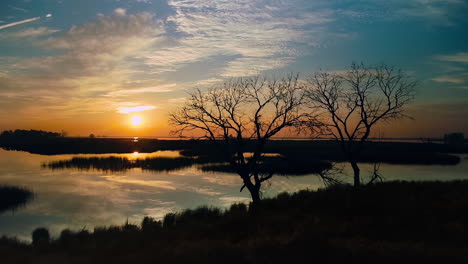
{"left": 1, "top": 148, "right": 467, "bottom": 241}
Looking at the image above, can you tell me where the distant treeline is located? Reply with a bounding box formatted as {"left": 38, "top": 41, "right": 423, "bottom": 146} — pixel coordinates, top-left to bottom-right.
{"left": 2, "top": 181, "right": 468, "bottom": 263}
{"left": 184, "top": 140, "right": 464, "bottom": 165}
{"left": 0, "top": 130, "right": 466, "bottom": 165}
{"left": 0, "top": 129, "right": 64, "bottom": 139}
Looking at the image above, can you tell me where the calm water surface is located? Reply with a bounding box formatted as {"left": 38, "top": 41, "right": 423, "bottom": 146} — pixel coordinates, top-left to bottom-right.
{"left": 0, "top": 148, "right": 467, "bottom": 241}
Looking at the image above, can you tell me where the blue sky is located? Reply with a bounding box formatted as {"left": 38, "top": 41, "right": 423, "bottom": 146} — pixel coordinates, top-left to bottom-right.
{"left": 0, "top": 0, "right": 467, "bottom": 137}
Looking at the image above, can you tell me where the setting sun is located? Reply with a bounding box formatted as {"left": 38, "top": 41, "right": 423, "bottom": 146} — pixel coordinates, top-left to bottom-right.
{"left": 131, "top": 116, "right": 142, "bottom": 126}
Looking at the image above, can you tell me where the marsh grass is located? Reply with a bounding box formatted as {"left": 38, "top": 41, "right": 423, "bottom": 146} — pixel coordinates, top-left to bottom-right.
{"left": 44, "top": 157, "right": 197, "bottom": 172}
{"left": 200, "top": 156, "right": 332, "bottom": 175}
{"left": 43, "top": 154, "right": 334, "bottom": 176}
{"left": 1, "top": 181, "right": 468, "bottom": 263}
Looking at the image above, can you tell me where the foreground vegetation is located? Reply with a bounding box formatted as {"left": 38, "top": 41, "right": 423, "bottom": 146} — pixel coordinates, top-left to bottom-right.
{"left": 1, "top": 181, "right": 468, "bottom": 263}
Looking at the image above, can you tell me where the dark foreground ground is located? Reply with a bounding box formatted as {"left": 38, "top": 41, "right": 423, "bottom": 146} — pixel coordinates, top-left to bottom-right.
{"left": 1, "top": 181, "right": 468, "bottom": 263}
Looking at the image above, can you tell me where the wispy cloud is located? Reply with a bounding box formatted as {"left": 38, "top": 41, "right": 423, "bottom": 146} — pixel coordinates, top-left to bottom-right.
{"left": 435, "top": 52, "right": 468, "bottom": 63}
{"left": 393, "top": 0, "right": 466, "bottom": 25}
{"left": 10, "top": 27, "right": 59, "bottom": 38}
{"left": 114, "top": 8, "right": 127, "bottom": 16}
{"left": 9, "top": 5, "right": 28, "bottom": 13}
{"left": 0, "top": 17, "right": 40, "bottom": 30}
{"left": 432, "top": 74, "right": 468, "bottom": 84}
{"left": 118, "top": 106, "right": 157, "bottom": 114}
{"left": 167, "top": 97, "right": 187, "bottom": 104}
{"left": 432, "top": 52, "right": 468, "bottom": 87}
{"left": 108, "top": 83, "right": 176, "bottom": 97}
{"left": 45, "top": 12, "right": 163, "bottom": 55}
{"left": 335, "top": 0, "right": 466, "bottom": 26}
{"left": 144, "top": 0, "right": 335, "bottom": 77}
{"left": 220, "top": 57, "right": 295, "bottom": 77}
{"left": 0, "top": 12, "right": 168, "bottom": 120}
{"left": 194, "top": 78, "right": 223, "bottom": 86}
{"left": 4, "top": 12, "right": 165, "bottom": 80}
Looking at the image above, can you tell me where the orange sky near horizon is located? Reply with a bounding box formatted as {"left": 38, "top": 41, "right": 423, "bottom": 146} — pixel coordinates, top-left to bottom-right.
{"left": 1, "top": 104, "right": 465, "bottom": 139}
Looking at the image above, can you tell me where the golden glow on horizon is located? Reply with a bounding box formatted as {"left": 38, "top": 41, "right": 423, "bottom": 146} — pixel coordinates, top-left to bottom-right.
{"left": 2, "top": 106, "right": 456, "bottom": 138}
{"left": 131, "top": 116, "right": 143, "bottom": 126}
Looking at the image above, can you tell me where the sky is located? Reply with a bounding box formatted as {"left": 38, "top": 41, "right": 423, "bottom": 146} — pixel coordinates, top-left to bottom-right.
{"left": 0, "top": 0, "right": 467, "bottom": 138}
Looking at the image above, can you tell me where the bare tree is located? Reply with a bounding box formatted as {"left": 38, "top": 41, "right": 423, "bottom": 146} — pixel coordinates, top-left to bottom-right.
{"left": 304, "top": 63, "right": 416, "bottom": 186}
{"left": 169, "top": 74, "right": 312, "bottom": 204}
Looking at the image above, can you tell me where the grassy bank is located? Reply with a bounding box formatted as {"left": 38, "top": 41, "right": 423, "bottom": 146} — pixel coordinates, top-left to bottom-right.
{"left": 1, "top": 181, "right": 468, "bottom": 263}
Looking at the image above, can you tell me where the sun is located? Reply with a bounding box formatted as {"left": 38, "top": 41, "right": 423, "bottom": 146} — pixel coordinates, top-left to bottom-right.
{"left": 131, "top": 116, "right": 143, "bottom": 126}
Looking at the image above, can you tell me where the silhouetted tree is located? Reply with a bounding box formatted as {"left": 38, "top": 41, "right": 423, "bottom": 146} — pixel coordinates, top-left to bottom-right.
{"left": 169, "top": 74, "right": 314, "bottom": 203}
{"left": 304, "top": 63, "right": 416, "bottom": 186}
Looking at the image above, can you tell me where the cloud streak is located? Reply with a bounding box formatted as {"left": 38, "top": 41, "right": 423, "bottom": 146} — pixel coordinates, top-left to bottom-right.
{"left": 118, "top": 106, "right": 157, "bottom": 114}
{"left": 0, "top": 17, "right": 41, "bottom": 30}
{"left": 114, "top": 8, "right": 127, "bottom": 16}
{"left": 108, "top": 83, "right": 176, "bottom": 97}
{"left": 432, "top": 74, "right": 468, "bottom": 84}
{"left": 432, "top": 52, "right": 468, "bottom": 87}
{"left": 10, "top": 27, "right": 59, "bottom": 38}
{"left": 436, "top": 52, "right": 468, "bottom": 64}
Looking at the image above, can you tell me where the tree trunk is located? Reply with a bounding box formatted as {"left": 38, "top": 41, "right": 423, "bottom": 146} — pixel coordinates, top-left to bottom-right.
{"left": 239, "top": 173, "right": 261, "bottom": 205}
{"left": 247, "top": 183, "right": 261, "bottom": 205}
{"left": 350, "top": 160, "right": 360, "bottom": 187}
{"left": 244, "top": 181, "right": 261, "bottom": 205}
{"left": 249, "top": 188, "right": 261, "bottom": 205}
